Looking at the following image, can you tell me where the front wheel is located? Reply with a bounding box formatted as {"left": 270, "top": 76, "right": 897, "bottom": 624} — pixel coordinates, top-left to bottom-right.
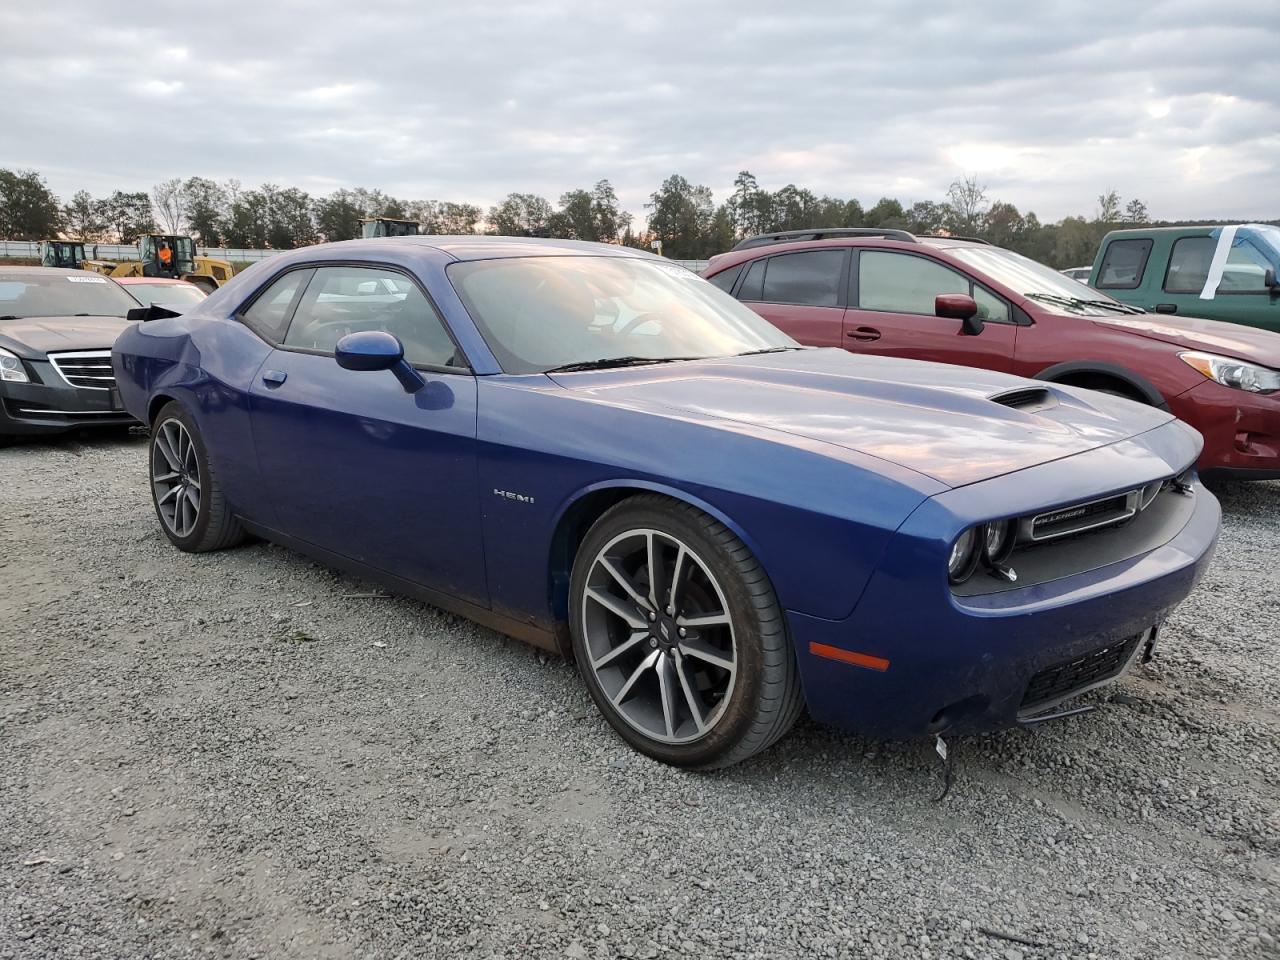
{"left": 149, "top": 402, "right": 244, "bottom": 552}
{"left": 570, "top": 495, "right": 802, "bottom": 768}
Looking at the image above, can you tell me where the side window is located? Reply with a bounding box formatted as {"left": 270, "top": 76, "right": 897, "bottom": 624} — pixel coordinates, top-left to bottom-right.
{"left": 760, "top": 250, "right": 844, "bottom": 306}
{"left": 1164, "top": 237, "right": 1216, "bottom": 294}
{"left": 705, "top": 263, "right": 742, "bottom": 293}
{"left": 240, "top": 269, "right": 311, "bottom": 343}
{"left": 1095, "top": 239, "right": 1153, "bottom": 290}
{"left": 1220, "top": 239, "right": 1273, "bottom": 293}
{"left": 284, "top": 266, "right": 464, "bottom": 369}
{"left": 737, "top": 259, "right": 765, "bottom": 301}
{"left": 973, "top": 284, "right": 1010, "bottom": 324}
{"left": 858, "top": 251, "right": 968, "bottom": 315}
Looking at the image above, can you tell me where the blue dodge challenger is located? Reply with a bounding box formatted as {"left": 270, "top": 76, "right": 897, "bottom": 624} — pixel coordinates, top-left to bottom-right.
{"left": 112, "top": 237, "right": 1220, "bottom": 767}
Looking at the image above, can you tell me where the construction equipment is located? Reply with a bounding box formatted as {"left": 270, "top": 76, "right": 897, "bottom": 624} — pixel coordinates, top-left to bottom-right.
{"left": 83, "top": 235, "right": 233, "bottom": 293}
{"left": 38, "top": 240, "right": 90, "bottom": 269}
{"left": 360, "top": 218, "right": 420, "bottom": 239}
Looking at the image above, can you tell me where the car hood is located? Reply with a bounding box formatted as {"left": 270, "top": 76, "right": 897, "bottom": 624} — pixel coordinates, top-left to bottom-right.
{"left": 0, "top": 315, "right": 131, "bottom": 358}
{"left": 554, "top": 349, "right": 1175, "bottom": 488}
{"left": 1093, "top": 313, "right": 1280, "bottom": 367}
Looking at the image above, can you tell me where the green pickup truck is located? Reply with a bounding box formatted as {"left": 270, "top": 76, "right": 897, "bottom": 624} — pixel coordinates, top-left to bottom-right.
{"left": 1089, "top": 224, "right": 1280, "bottom": 333}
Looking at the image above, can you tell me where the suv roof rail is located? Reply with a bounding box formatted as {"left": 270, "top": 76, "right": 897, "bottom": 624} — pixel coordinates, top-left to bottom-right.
{"left": 732, "top": 227, "right": 917, "bottom": 250}
{"left": 916, "top": 234, "right": 991, "bottom": 245}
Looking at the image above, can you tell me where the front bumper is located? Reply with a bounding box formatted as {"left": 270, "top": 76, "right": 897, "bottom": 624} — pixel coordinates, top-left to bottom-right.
{"left": 1171, "top": 380, "right": 1280, "bottom": 481}
{"left": 788, "top": 470, "right": 1220, "bottom": 740}
{"left": 0, "top": 357, "right": 138, "bottom": 437}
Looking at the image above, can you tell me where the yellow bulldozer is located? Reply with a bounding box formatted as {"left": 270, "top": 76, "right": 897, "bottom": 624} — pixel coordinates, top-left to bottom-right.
{"left": 84, "top": 235, "right": 233, "bottom": 293}
{"left": 38, "top": 240, "right": 91, "bottom": 269}
{"left": 360, "top": 218, "right": 420, "bottom": 239}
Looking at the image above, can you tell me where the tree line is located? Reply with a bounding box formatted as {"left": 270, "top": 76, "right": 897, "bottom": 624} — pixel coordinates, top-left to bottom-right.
{"left": 1, "top": 165, "right": 1264, "bottom": 268}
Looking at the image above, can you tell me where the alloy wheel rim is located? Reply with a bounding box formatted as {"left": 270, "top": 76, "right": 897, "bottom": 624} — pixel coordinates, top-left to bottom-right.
{"left": 151, "top": 419, "right": 201, "bottom": 538}
{"left": 581, "top": 528, "right": 737, "bottom": 745}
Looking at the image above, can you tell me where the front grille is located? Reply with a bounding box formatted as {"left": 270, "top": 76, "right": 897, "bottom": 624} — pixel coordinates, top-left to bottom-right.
{"left": 1021, "top": 633, "right": 1142, "bottom": 710}
{"left": 1027, "top": 491, "right": 1135, "bottom": 541}
{"left": 48, "top": 350, "right": 115, "bottom": 390}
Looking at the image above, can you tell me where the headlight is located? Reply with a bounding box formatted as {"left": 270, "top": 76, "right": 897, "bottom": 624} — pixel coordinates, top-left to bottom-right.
{"left": 1179, "top": 351, "right": 1280, "bottom": 394}
{"left": 982, "top": 519, "right": 1015, "bottom": 566}
{"left": 0, "top": 346, "right": 29, "bottom": 383}
{"left": 948, "top": 527, "right": 980, "bottom": 584}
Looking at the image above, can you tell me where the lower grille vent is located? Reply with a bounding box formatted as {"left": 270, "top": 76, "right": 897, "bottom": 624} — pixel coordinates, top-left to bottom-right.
{"left": 1021, "top": 633, "right": 1142, "bottom": 710}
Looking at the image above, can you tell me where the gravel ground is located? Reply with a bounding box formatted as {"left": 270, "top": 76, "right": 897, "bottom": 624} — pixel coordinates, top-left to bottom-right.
{"left": 1, "top": 433, "right": 1277, "bottom": 960}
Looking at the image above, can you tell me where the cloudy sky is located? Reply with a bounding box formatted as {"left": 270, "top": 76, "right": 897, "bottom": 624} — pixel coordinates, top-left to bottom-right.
{"left": 4, "top": 0, "right": 1277, "bottom": 223}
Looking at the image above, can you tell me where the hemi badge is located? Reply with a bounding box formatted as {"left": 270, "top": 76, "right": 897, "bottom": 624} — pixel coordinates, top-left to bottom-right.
{"left": 809, "top": 642, "right": 890, "bottom": 672}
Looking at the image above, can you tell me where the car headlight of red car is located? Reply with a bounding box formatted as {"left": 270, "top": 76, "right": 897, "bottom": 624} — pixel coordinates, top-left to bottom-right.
{"left": 1179, "top": 350, "right": 1280, "bottom": 394}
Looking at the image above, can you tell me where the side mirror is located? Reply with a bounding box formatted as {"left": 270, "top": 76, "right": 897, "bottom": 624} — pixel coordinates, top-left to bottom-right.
{"left": 127, "top": 304, "right": 182, "bottom": 324}
{"left": 335, "top": 330, "right": 425, "bottom": 393}
{"left": 1265, "top": 268, "right": 1278, "bottom": 297}
{"left": 936, "top": 294, "right": 984, "bottom": 335}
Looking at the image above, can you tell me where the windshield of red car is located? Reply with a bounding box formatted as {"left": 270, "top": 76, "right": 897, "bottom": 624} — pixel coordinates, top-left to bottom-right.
{"left": 948, "top": 246, "right": 1123, "bottom": 305}
{"left": 0, "top": 274, "right": 139, "bottom": 319}
{"left": 125, "top": 283, "right": 208, "bottom": 308}
{"left": 448, "top": 256, "right": 797, "bottom": 374}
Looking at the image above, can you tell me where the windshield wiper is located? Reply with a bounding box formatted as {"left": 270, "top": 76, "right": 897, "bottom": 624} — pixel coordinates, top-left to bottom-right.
{"left": 0, "top": 315, "right": 20, "bottom": 321}
{"left": 1073, "top": 298, "right": 1146, "bottom": 315}
{"left": 1024, "top": 292, "right": 1144, "bottom": 315}
{"left": 544, "top": 356, "right": 702, "bottom": 374}
{"left": 735, "top": 346, "right": 803, "bottom": 356}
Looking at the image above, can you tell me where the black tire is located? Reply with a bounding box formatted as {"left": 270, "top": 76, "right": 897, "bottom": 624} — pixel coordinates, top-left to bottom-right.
{"left": 149, "top": 401, "right": 245, "bottom": 553}
{"left": 569, "top": 494, "right": 803, "bottom": 769}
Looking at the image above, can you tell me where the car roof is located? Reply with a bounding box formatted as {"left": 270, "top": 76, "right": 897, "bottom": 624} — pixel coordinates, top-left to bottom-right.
{"left": 115, "top": 276, "right": 191, "bottom": 285}
{"left": 1102, "top": 224, "right": 1240, "bottom": 238}
{"left": 0, "top": 266, "right": 91, "bottom": 280}
{"left": 705, "top": 235, "right": 992, "bottom": 275}
{"left": 307, "top": 235, "right": 661, "bottom": 263}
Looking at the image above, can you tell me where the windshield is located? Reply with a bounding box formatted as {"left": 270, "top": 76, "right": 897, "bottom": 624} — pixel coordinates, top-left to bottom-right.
{"left": 0, "top": 274, "right": 139, "bottom": 318}
{"left": 125, "top": 282, "right": 207, "bottom": 308}
{"left": 448, "top": 256, "right": 796, "bottom": 374}
{"left": 948, "top": 245, "right": 1123, "bottom": 305}
{"left": 1233, "top": 225, "right": 1280, "bottom": 265}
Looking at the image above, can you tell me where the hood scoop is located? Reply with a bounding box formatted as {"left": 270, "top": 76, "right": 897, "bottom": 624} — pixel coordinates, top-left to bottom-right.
{"left": 988, "top": 386, "right": 1058, "bottom": 414}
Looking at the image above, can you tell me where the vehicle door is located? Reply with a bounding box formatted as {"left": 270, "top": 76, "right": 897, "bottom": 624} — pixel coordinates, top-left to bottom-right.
{"left": 733, "top": 248, "right": 847, "bottom": 347}
{"left": 247, "top": 263, "right": 487, "bottom": 606}
{"left": 843, "top": 249, "right": 1017, "bottom": 372}
{"left": 1153, "top": 233, "right": 1280, "bottom": 333}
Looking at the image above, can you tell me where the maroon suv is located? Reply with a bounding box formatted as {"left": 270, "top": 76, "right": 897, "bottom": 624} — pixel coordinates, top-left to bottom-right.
{"left": 703, "top": 230, "right": 1280, "bottom": 480}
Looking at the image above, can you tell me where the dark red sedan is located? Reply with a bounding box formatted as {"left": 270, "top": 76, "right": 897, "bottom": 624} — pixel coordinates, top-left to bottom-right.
{"left": 703, "top": 231, "right": 1280, "bottom": 480}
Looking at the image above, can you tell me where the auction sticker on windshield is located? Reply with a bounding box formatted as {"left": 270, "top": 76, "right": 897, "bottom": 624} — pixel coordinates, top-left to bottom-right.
{"left": 67, "top": 276, "right": 108, "bottom": 283}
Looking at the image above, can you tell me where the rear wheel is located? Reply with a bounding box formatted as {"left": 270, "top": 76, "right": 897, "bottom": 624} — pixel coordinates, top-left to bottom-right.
{"left": 149, "top": 402, "right": 244, "bottom": 552}
{"left": 570, "top": 495, "right": 802, "bottom": 768}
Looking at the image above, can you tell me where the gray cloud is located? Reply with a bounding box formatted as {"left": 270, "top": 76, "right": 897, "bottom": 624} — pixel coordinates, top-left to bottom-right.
{"left": 3, "top": 0, "right": 1277, "bottom": 222}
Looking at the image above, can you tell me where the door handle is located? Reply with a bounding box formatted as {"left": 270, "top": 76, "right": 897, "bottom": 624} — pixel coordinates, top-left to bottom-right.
{"left": 261, "top": 369, "right": 287, "bottom": 386}
{"left": 1154, "top": 303, "right": 1178, "bottom": 314}
{"left": 847, "top": 326, "right": 882, "bottom": 342}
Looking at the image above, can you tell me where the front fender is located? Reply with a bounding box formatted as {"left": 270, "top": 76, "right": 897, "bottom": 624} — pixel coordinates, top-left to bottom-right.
{"left": 113, "top": 315, "right": 273, "bottom": 522}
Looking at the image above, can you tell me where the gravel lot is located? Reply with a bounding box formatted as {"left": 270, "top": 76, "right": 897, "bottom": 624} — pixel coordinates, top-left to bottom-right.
{"left": 2, "top": 433, "right": 1277, "bottom": 960}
